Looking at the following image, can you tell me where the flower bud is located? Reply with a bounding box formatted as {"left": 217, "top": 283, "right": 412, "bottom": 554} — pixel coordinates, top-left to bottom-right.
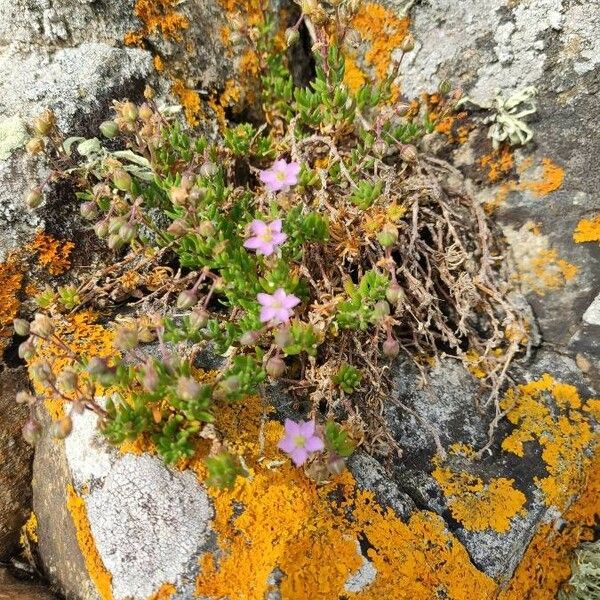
{"left": 13, "top": 318, "right": 30, "bottom": 337}
{"left": 400, "top": 33, "right": 415, "bottom": 53}
{"left": 100, "top": 121, "right": 119, "bottom": 139}
{"left": 80, "top": 201, "right": 98, "bottom": 220}
{"left": 26, "top": 137, "right": 45, "bottom": 155}
{"left": 265, "top": 356, "right": 286, "bottom": 378}
{"left": 18, "top": 339, "right": 35, "bottom": 360}
{"left": 377, "top": 224, "right": 398, "bottom": 248}
{"left": 170, "top": 186, "right": 188, "bottom": 206}
{"left": 198, "top": 220, "right": 216, "bottom": 237}
{"left": 94, "top": 221, "right": 109, "bottom": 238}
{"left": 189, "top": 307, "right": 209, "bottom": 330}
{"left": 199, "top": 162, "right": 218, "bottom": 178}
{"left": 52, "top": 415, "right": 73, "bottom": 439}
{"left": 372, "top": 300, "right": 390, "bottom": 321}
{"left": 25, "top": 188, "right": 43, "bottom": 209}
{"left": 118, "top": 222, "right": 138, "bottom": 243}
{"left": 328, "top": 454, "right": 346, "bottom": 475}
{"left": 400, "top": 144, "right": 418, "bottom": 163}
{"left": 285, "top": 28, "right": 300, "bottom": 47}
{"left": 108, "top": 216, "right": 127, "bottom": 235}
{"left": 240, "top": 331, "right": 260, "bottom": 346}
{"left": 177, "top": 290, "right": 198, "bottom": 310}
{"left": 122, "top": 102, "right": 138, "bottom": 123}
{"left": 142, "top": 362, "right": 159, "bottom": 392}
{"left": 138, "top": 103, "right": 153, "bottom": 121}
{"left": 372, "top": 139, "right": 388, "bottom": 158}
{"left": 30, "top": 313, "right": 54, "bottom": 337}
{"left": 57, "top": 368, "right": 78, "bottom": 393}
{"left": 86, "top": 357, "right": 110, "bottom": 376}
{"left": 167, "top": 219, "right": 188, "bottom": 237}
{"left": 112, "top": 169, "right": 132, "bottom": 192}
{"left": 382, "top": 337, "right": 400, "bottom": 358}
{"left": 32, "top": 361, "right": 54, "bottom": 385}
{"left": 16, "top": 391, "right": 35, "bottom": 405}
{"left": 177, "top": 376, "right": 201, "bottom": 401}
{"left": 274, "top": 327, "right": 292, "bottom": 349}
{"left": 34, "top": 110, "right": 56, "bottom": 136}
{"left": 386, "top": 283, "right": 405, "bottom": 305}
{"left": 22, "top": 418, "right": 42, "bottom": 446}
{"left": 114, "top": 326, "right": 139, "bottom": 351}
{"left": 107, "top": 234, "right": 125, "bottom": 251}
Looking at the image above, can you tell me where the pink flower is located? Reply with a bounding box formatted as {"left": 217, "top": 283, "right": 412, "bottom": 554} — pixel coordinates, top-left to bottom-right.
{"left": 243, "top": 219, "right": 287, "bottom": 256}
{"left": 257, "top": 288, "right": 300, "bottom": 324}
{"left": 259, "top": 159, "right": 301, "bottom": 193}
{"left": 278, "top": 419, "right": 324, "bottom": 466}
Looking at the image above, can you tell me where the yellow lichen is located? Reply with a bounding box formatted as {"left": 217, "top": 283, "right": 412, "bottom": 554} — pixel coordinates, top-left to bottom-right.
{"left": 194, "top": 394, "right": 495, "bottom": 599}
{"left": 499, "top": 449, "right": 600, "bottom": 599}
{"left": 432, "top": 456, "right": 526, "bottom": 533}
{"left": 501, "top": 374, "right": 598, "bottom": 509}
{"left": 171, "top": 79, "right": 202, "bottom": 127}
{"left": 127, "top": 0, "right": 189, "bottom": 42}
{"left": 573, "top": 214, "right": 600, "bottom": 244}
{"left": 147, "top": 582, "right": 176, "bottom": 600}
{"left": 20, "top": 511, "right": 38, "bottom": 546}
{"left": 28, "top": 232, "right": 75, "bottom": 276}
{"left": 343, "top": 55, "right": 367, "bottom": 93}
{"left": 350, "top": 4, "right": 410, "bottom": 83}
{"left": 66, "top": 484, "right": 113, "bottom": 600}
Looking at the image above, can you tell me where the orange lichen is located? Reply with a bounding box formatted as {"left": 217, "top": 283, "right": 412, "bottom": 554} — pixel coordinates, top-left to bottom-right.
{"left": 194, "top": 394, "right": 495, "bottom": 599}
{"left": 479, "top": 147, "right": 515, "bottom": 182}
{"left": 0, "top": 256, "right": 23, "bottom": 352}
{"left": 344, "top": 55, "right": 367, "bottom": 93}
{"left": 573, "top": 214, "right": 600, "bottom": 243}
{"left": 66, "top": 484, "right": 113, "bottom": 600}
{"left": 29, "top": 311, "right": 116, "bottom": 421}
{"left": 432, "top": 458, "right": 526, "bottom": 533}
{"left": 485, "top": 157, "right": 565, "bottom": 212}
{"left": 127, "top": 0, "right": 189, "bottom": 43}
{"left": 501, "top": 374, "right": 598, "bottom": 509}
{"left": 147, "top": 582, "right": 176, "bottom": 600}
{"left": 351, "top": 4, "right": 410, "bottom": 83}
{"left": 171, "top": 79, "right": 202, "bottom": 127}
{"left": 28, "top": 232, "right": 74, "bottom": 276}
{"left": 499, "top": 449, "right": 600, "bottom": 599}
{"left": 527, "top": 248, "right": 579, "bottom": 293}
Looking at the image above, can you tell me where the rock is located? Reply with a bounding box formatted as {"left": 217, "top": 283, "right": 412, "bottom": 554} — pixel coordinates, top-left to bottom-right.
{"left": 0, "top": 567, "right": 57, "bottom": 600}
{"left": 398, "top": 0, "right": 600, "bottom": 356}
{"left": 33, "top": 407, "right": 214, "bottom": 600}
{"left": 0, "top": 367, "right": 33, "bottom": 561}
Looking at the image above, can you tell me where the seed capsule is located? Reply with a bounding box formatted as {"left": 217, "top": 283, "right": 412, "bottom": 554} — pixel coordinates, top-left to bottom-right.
{"left": 100, "top": 121, "right": 119, "bottom": 138}
{"left": 265, "top": 356, "right": 286, "bottom": 378}
{"left": 13, "top": 319, "right": 30, "bottom": 337}
{"left": 382, "top": 338, "right": 400, "bottom": 358}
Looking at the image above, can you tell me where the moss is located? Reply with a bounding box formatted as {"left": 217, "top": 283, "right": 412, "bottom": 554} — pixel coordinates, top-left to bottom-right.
{"left": 66, "top": 484, "right": 113, "bottom": 600}
{"left": 573, "top": 215, "right": 600, "bottom": 244}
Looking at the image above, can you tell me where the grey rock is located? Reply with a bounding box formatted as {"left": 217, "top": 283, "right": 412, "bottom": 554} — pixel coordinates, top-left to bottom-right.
{"left": 0, "top": 567, "right": 57, "bottom": 600}
{"left": 34, "top": 406, "right": 215, "bottom": 600}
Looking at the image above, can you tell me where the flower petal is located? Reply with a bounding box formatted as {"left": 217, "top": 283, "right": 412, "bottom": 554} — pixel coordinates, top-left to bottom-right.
{"left": 278, "top": 436, "right": 296, "bottom": 453}
{"left": 257, "top": 242, "right": 274, "bottom": 256}
{"left": 287, "top": 162, "right": 301, "bottom": 176}
{"left": 305, "top": 436, "right": 324, "bottom": 452}
{"left": 274, "top": 308, "right": 291, "bottom": 323}
{"left": 271, "top": 232, "right": 287, "bottom": 245}
{"left": 284, "top": 419, "right": 300, "bottom": 436}
{"left": 290, "top": 447, "right": 308, "bottom": 466}
{"left": 244, "top": 237, "right": 263, "bottom": 250}
{"left": 250, "top": 219, "right": 268, "bottom": 234}
{"left": 257, "top": 293, "right": 273, "bottom": 307}
{"left": 270, "top": 219, "right": 282, "bottom": 233}
{"left": 299, "top": 419, "right": 315, "bottom": 438}
{"left": 260, "top": 306, "right": 276, "bottom": 322}
{"left": 283, "top": 294, "right": 301, "bottom": 309}
{"left": 273, "top": 288, "right": 287, "bottom": 302}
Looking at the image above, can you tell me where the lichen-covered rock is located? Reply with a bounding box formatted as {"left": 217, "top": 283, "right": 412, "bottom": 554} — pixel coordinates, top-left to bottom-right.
{"left": 0, "top": 367, "right": 33, "bottom": 560}
{"left": 33, "top": 408, "right": 215, "bottom": 600}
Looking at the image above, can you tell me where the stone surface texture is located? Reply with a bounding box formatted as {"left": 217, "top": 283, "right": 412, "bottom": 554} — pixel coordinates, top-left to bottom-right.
{"left": 0, "top": 367, "right": 33, "bottom": 560}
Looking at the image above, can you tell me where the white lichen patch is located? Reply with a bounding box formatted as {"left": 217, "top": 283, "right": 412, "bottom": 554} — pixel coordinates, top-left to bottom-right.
{"left": 344, "top": 541, "right": 377, "bottom": 593}
{"left": 85, "top": 454, "right": 214, "bottom": 600}
{"left": 0, "top": 115, "right": 28, "bottom": 160}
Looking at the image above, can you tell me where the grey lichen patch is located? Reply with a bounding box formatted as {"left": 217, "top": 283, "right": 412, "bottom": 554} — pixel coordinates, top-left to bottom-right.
{"left": 85, "top": 454, "right": 214, "bottom": 600}
{"left": 0, "top": 115, "right": 28, "bottom": 160}
{"left": 344, "top": 541, "right": 377, "bottom": 593}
